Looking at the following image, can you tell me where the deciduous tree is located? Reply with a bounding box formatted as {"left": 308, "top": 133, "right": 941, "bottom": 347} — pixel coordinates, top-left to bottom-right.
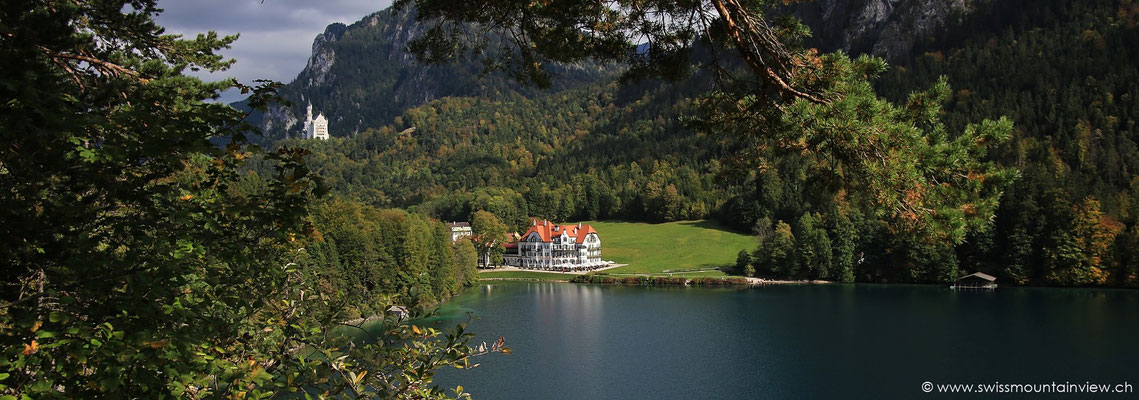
{"left": 471, "top": 210, "right": 509, "bottom": 267}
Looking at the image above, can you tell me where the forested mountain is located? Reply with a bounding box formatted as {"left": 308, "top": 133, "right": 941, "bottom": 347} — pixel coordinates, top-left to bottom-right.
{"left": 285, "top": 75, "right": 727, "bottom": 229}
{"left": 873, "top": 0, "right": 1139, "bottom": 286}
{"left": 256, "top": 6, "right": 611, "bottom": 138}
{"left": 257, "top": 0, "right": 1139, "bottom": 287}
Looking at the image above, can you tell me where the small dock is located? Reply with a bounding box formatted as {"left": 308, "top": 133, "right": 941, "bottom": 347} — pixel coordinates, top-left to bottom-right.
{"left": 951, "top": 272, "right": 998, "bottom": 290}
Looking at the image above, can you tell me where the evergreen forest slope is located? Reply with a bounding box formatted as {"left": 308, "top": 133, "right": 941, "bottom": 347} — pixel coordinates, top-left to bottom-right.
{"left": 263, "top": 0, "right": 1139, "bottom": 287}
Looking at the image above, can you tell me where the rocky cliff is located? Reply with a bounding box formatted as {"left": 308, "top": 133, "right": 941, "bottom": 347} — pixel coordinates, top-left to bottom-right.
{"left": 258, "top": 6, "right": 608, "bottom": 139}
{"left": 256, "top": 1, "right": 997, "bottom": 138}
{"left": 794, "top": 0, "right": 991, "bottom": 63}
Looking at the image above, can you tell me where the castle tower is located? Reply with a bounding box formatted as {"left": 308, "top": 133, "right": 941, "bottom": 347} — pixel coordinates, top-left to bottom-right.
{"left": 312, "top": 112, "right": 329, "bottom": 140}
{"left": 303, "top": 103, "right": 329, "bottom": 140}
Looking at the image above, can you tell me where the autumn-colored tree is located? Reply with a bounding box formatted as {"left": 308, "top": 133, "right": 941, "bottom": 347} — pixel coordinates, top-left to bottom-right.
{"left": 471, "top": 210, "right": 509, "bottom": 267}
{"left": 1044, "top": 196, "right": 1122, "bottom": 286}
{"left": 754, "top": 221, "right": 798, "bottom": 278}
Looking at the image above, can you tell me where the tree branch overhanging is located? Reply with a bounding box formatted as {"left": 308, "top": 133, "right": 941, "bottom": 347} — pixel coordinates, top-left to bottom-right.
{"left": 708, "top": 0, "right": 827, "bottom": 104}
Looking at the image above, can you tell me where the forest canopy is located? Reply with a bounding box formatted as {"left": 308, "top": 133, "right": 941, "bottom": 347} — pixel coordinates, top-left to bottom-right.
{"left": 394, "top": 0, "right": 1015, "bottom": 245}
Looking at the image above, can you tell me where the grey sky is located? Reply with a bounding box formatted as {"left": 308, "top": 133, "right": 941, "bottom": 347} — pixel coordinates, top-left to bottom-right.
{"left": 155, "top": 0, "right": 391, "bottom": 102}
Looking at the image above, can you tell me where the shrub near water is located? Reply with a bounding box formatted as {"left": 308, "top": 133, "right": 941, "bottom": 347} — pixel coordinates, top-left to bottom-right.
{"left": 570, "top": 274, "right": 748, "bottom": 286}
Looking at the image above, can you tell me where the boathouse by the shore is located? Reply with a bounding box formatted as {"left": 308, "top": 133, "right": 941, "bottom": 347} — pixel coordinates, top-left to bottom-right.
{"left": 953, "top": 272, "right": 997, "bottom": 289}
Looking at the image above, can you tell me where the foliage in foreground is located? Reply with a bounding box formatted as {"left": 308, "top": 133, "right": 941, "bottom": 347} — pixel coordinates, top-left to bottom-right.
{"left": 0, "top": 1, "right": 496, "bottom": 398}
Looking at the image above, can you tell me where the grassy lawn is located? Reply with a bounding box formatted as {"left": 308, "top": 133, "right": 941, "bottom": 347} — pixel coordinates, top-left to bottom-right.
{"left": 609, "top": 270, "right": 729, "bottom": 278}
{"left": 478, "top": 270, "right": 573, "bottom": 281}
{"left": 576, "top": 220, "right": 755, "bottom": 275}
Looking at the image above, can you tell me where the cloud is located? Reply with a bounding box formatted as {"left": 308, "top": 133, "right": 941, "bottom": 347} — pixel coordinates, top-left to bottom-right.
{"left": 155, "top": 0, "right": 392, "bottom": 102}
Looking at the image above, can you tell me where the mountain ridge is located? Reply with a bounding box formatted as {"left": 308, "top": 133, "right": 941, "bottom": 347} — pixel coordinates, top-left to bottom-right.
{"left": 792, "top": 0, "right": 989, "bottom": 63}
{"left": 254, "top": 5, "right": 613, "bottom": 139}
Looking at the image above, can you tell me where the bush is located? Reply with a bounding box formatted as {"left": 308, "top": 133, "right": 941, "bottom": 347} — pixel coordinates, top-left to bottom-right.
{"left": 571, "top": 274, "right": 749, "bottom": 286}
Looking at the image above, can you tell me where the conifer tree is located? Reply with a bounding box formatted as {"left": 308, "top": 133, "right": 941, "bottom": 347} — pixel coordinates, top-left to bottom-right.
{"left": 0, "top": 2, "right": 497, "bottom": 397}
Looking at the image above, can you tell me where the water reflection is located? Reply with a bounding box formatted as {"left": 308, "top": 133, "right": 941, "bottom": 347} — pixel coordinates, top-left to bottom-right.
{"left": 435, "top": 283, "right": 1139, "bottom": 400}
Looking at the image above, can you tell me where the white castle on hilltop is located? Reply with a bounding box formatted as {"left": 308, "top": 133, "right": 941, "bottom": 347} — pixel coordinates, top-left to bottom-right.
{"left": 303, "top": 103, "right": 329, "bottom": 140}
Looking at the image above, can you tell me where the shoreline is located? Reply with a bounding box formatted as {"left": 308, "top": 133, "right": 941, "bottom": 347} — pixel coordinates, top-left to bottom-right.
{"left": 749, "top": 277, "right": 834, "bottom": 285}
{"left": 478, "top": 270, "right": 833, "bottom": 286}
{"left": 476, "top": 275, "right": 1139, "bottom": 289}
{"left": 561, "top": 273, "right": 833, "bottom": 286}
{"left": 479, "top": 277, "right": 569, "bottom": 282}
{"left": 478, "top": 263, "right": 629, "bottom": 275}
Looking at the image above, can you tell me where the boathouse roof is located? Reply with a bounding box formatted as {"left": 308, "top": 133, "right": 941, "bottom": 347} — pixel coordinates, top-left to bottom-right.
{"left": 957, "top": 272, "right": 997, "bottom": 282}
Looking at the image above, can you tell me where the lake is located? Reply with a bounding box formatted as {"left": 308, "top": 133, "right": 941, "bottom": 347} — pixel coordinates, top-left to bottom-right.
{"left": 430, "top": 282, "right": 1139, "bottom": 399}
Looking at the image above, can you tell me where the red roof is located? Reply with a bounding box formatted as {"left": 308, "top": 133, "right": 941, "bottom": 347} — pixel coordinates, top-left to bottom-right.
{"left": 574, "top": 225, "right": 597, "bottom": 243}
{"left": 520, "top": 220, "right": 598, "bottom": 243}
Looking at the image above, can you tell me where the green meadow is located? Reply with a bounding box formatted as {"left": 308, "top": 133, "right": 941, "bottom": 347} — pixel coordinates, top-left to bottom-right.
{"left": 477, "top": 220, "right": 754, "bottom": 281}
{"left": 577, "top": 220, "right": 754, "bottom": 275}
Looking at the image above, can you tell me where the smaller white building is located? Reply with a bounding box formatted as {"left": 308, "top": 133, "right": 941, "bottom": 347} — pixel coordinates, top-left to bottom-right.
{"left": 303, "top": 103, "right": 330, "bottom": 140}
{"left": 449, "top": 222, "right": 472, "bottom": 242}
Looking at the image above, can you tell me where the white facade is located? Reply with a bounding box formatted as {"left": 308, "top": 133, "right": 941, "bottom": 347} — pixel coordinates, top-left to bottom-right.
{"left": 449, "top": 222, "right": 472, "bottom": 242}
{"left": 511, "top": 221, "right": 603, "bottom": 271}
{"left": 303, "top": 103, "right": 330, "bottom": 140}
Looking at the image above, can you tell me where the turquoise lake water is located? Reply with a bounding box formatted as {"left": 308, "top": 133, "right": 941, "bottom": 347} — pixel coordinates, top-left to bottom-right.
{"left": 428, "top": 282, "right": 1139, "bottom": 399}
